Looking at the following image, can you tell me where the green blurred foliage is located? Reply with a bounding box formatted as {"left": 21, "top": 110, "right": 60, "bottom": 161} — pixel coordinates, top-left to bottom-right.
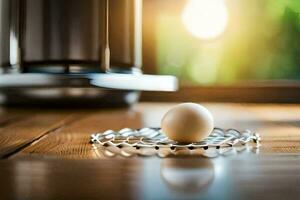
{"left": 157, "top": 0, "right": 300, "bottom": 85}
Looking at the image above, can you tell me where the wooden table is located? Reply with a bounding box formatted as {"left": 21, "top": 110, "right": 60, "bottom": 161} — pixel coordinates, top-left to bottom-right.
{"left": 0, "top": 103, "right": 300, "bottom": 200}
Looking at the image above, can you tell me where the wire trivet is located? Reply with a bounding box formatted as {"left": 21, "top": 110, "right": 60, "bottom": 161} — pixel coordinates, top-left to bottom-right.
{"left": 90, "top": 128, "right": 261, "bottom": 158}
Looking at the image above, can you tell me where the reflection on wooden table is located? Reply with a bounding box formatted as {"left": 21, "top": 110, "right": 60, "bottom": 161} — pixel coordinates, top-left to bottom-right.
{"left": 1, "top": 155, "right": 300, "bottom": 200}
{"left": 0, "top": 103, "right": 300, "bottom": 199}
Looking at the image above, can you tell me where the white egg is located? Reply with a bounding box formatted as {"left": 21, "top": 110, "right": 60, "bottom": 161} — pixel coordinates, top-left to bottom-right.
{"left": 161, "top": 103, "right": 214, "bottom": 143}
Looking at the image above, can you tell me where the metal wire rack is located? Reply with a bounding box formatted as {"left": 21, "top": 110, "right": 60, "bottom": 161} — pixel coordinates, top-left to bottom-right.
{"left": 90, "top": 127, "right": 261, "bottom": 158}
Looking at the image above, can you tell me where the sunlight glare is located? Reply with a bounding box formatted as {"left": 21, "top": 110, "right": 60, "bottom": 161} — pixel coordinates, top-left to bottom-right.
{"left": 182, "top": 0, "right": 228, "bottom": 40}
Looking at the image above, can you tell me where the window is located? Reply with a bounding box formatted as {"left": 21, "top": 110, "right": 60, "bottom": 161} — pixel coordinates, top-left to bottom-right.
{"left": 143, "top": 0, "right": 300, "bottom": 87}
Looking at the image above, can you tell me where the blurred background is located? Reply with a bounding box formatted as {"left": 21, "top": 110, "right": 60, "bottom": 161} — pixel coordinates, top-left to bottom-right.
{"left": 143, "top": 0, "right": 300, "bottom": 86}
{"left": 2, "top": 0, "right": 300, "bottom": 104}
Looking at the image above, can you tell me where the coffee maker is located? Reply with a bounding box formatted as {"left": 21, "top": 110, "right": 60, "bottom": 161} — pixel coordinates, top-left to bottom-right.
{"left": 0, "top": 0, "right": 177, "bottom": 106}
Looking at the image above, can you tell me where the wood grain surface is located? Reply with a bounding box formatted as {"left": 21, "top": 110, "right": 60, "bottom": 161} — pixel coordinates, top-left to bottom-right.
{"left": 2, "top": 103, "right": 300, "bottom": 158}
{"left": 1, "top": 155, "right": 300, "bottom": 200}
{"left": 0, "top": 109, "right": 74, "bottom": 158}
{"left": 0, "top": 103, "right": 300, "bottom": 200}
{"left": 14, "top": 109, "right": 143, "bottom": 159}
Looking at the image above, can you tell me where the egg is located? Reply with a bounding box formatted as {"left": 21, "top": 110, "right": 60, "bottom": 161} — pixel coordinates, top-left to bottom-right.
{"left": 161, "top": 103, "right": 214, "bottom": 143}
